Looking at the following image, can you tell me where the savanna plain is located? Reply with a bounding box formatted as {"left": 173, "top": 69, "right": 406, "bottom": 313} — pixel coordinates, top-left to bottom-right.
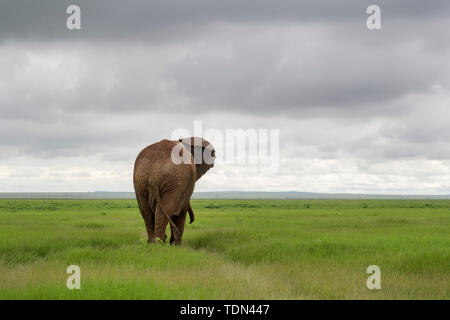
{"left": 0, "top": 199, "right": 448, "bottom": 299}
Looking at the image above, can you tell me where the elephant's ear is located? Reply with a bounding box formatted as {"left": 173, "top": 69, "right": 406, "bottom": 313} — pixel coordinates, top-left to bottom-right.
{"left": 178, "top": 137, "right": 215, "bottom": 180}
{"left": 179, "top": 137, "right": 204, "bottom": 165}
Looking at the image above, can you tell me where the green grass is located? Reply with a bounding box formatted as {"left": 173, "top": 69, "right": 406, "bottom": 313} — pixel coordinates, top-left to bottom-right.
{"left": 0, "top": 199, "right": 448, "bottom": 299}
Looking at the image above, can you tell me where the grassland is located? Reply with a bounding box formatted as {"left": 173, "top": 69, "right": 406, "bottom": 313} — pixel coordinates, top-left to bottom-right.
{"left": 0, "top": 199, "right": 448, "bottom": 299}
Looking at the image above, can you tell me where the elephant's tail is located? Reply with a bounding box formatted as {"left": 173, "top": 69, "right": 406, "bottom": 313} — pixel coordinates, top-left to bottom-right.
{"left": 154, "top": 185, "right": 181, "bottom": 243}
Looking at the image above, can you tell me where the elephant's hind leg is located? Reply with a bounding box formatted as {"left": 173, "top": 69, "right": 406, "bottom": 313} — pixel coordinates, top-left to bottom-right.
{"left": 136, "top": 191, "right": 155, "bottom": 243}
{"left": 154, "top": 205, "right": 169, "bottom": 242}
{"left": 170, "top": 212, "right": 187, "bottom": 245}
{"left": 154, "top": 192, "right": 184, "bottom": 244}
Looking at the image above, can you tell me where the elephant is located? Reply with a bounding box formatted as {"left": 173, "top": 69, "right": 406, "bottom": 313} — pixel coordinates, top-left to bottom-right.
{"left": 133, "top": 137, "right": 215, "bottom": 245}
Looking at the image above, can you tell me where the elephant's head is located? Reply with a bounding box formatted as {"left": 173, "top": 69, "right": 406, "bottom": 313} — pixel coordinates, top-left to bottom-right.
{"left": 179, "top": 137, "right": 215, "bottom": 180}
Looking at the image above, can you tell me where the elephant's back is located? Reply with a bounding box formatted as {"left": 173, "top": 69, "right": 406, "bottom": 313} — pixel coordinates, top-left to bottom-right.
{"left": 133, "top": 139, "right": 195, "bottom": 189}
{"left": 135, "top": 139, "right": 175, "bottom": 165}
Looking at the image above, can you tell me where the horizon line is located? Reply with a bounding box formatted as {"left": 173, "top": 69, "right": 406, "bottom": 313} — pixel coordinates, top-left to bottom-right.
{"left": 0, "top": 191, "right": 449, "bottom": 197}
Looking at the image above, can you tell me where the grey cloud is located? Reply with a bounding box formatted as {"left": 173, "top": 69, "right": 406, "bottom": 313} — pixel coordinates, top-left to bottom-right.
{"left": 2, "top": 22, "right": 447, "bottom": 126}
{"left": 1, "top": 0, "right": 449, "bottom": 42}
{"left": 166, "top": 19, "right": 450, "bottom": 115}
{"left": 1, "top": 1, "right": 450, "bottom": 193}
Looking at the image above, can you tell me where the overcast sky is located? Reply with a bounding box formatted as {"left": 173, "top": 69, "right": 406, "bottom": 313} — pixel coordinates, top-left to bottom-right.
{"left": 1, "top": 0, "right": 449, "bottom": 194}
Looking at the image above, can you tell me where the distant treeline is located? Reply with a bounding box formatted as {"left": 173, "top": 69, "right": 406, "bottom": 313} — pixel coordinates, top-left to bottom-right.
{"left": 0, "top": 191, "right": 449, "bottom": 199}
